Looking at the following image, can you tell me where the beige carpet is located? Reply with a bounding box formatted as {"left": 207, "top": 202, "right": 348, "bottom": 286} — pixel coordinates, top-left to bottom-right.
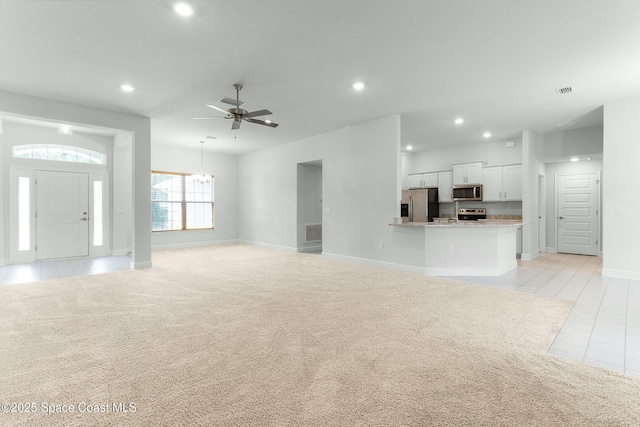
{"left": 1, "top": 244, "right": 639, "bottom": 426}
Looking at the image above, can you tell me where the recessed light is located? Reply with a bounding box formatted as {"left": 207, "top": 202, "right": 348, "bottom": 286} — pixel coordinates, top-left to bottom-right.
{"left": 58, "top": 125, "right": 72, "bottom": 135}
{"left": 587, "top": 157, "right": 592, "bottom": 160}
{"left": 454, "top": 118, "right": 464, "bottom": 125}
{"left": 352, "top": 81, "right": 365, "bottom": 91}
{"left": 174, "top": 2, "right": 193, "bottom": 16}
{"left": 571, "top": 157, "right": 579, "bottom": 162}
{"left": 406, "top": 145, "right": 413, "bottom": 151}
{"left": 120, "top": 84, "right": 135, "bottom": 92}
{"left": 483, "top": 132, "right": 491, "bottom": 138}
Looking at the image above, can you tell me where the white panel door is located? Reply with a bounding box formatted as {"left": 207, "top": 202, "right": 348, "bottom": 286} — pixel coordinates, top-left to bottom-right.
{"left": 557, "top": 173, "right": 598, "bottom": 255}
{"left": 36, "top": 171, "right": 89, "bottom": 260}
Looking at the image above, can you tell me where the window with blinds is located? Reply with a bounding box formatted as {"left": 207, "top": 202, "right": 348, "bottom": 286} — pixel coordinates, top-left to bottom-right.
{"left": 151, "top": 171, "right": 214, "bottom": 231}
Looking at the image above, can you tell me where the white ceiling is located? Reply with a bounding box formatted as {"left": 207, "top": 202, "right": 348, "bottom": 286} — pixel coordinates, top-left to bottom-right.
{"left": 1, "top": 0, "right": 639, "bottom": 155}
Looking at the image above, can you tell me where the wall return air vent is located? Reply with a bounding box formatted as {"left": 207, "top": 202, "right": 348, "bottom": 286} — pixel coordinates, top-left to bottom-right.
{"left": 555, "top": 86, "right": 573, "bottom": 95}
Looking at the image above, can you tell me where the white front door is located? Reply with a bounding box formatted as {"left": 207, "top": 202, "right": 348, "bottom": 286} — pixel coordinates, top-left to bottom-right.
{"left": 557, "top": 173, "right": 599, "bottom": 256}
{"left": 36, "top": 171, "right": 89, "bottom": 260}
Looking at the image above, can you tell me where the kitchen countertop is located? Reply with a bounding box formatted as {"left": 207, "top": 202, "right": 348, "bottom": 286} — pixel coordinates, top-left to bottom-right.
{"left": 390, "top": 219, "right": 523, "bottom": 228}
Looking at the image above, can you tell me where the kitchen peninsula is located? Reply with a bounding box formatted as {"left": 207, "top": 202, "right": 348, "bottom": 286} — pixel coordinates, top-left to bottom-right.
{"left": 391, "top": 220, "right": 522, "bottom": 276}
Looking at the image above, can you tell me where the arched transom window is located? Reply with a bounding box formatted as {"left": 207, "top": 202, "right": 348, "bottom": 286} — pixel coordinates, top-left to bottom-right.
{"left": 12, "top": 144, "right": 106, "bottom": 165}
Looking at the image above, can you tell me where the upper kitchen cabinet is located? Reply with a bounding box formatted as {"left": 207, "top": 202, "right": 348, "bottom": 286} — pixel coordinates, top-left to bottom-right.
{"left": 452, "top": 162, "right": 483, "bottom": 185}
{"left": 438, "top": 171, "right": 453, "bottom": 203}
{"left": 482, "top": 164, "right": 522, "bottom": 201}
{"left": 408, "top": 172, "right": 438, "bottom": 189}
{"left": 503, "top": 164, "right": 522, "bottom": 201}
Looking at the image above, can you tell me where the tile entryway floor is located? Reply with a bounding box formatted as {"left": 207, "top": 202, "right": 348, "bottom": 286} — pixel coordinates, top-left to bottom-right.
{"left": 0, "top": 255, "right": 131, "bottom": 285}
{"left": 450, "top": 253, "right": 640, "bottom": 378}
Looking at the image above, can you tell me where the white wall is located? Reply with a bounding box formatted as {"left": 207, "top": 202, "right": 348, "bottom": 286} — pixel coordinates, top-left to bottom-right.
{"left": 400, "top": 151, "right": 413, "bottom": 190}
{"left": 112, "top": 133, "right": 133, "bottom": 255}
{"left": 0, "top": 90, "right": 151, "bottom": 268}
{"left": 521, "top": 130, "right": 544, "bottom": 260}
{"left": 602, "top": 97, "right": 640, "bottom": 279}
{"left": 410, "top": 137, "right": 522, "bottom": 173}
{"left": 150, "top": 144, "right": 239, "bottom": 249}
{"left": 544, "top": 159, "right": 603, "bottom": 253}
{"left": 239, "top": 115, "right": 425, "bottom": 271}
{"left": 543, "top": 126, "right": 603, "bottom": 161}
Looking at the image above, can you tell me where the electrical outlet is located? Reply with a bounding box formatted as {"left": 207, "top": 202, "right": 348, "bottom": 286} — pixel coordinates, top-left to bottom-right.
{"left": 379, "top": 241, "right": 384, "bottom": 249}
{"left": 448, "top": 245, "right": 454, "bottom": 254}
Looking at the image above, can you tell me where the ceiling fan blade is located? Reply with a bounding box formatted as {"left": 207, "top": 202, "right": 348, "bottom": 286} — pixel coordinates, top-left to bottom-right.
{"left": 220, "top": 97, "right": 244, "bottom": 107}
{"left": 246, "top": 118, "right": 279, "bottom": 128}
{"left": 205, "top": 104, "right": 232, "bottom": 116}
{"left": 231, "top": 119, "right": 241, "bottom": 130}
{"left": 245, "top": 109, "right": 272, "bottom": 118}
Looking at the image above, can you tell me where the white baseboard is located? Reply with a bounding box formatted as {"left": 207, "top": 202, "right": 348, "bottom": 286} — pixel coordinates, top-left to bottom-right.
{"left": 520, "top": 251, "right": 540, "bottom": 261}
{"left": 151, "top": 239, "right": 239, "bottom": 251}
{"left": 111, "top": 248, "right": 131, "bottom": 256}
{"left": 297, "top": 245, "right": 322, "bottom": 253}
{"left": 237, "top": 240, "right": 298, "bottom": 253}
{"left": 0, "top": 258, "right": 7, "bottom": 267}
{"left": 602, "top": 268, "right": 640, "bottom": 280}
{"left": 131, "top": 260, "right": 152, "bottom": 269}
{"left": 425, "top": 262, "right": 517, "bottom": 277}
{"left": 546, "top": 247, "right": 557, "bottom": 253}
{"left": 321, "top": 252, "right": 425, "bottom": 275}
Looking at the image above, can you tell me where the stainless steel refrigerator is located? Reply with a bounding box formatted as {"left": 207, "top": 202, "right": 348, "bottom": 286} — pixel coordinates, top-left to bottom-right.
{"left": 401, "top": 189, "right": 439, "bottom": 222}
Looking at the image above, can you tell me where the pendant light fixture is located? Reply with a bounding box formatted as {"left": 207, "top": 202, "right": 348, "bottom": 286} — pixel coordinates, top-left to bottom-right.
{"left": 192, "top": 140, "right": 212, "bottom": 183}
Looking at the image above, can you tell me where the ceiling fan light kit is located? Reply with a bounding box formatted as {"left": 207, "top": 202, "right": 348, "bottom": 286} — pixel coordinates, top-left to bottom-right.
{"left": 195, "top": 83, "right": 279, "bottom": 130}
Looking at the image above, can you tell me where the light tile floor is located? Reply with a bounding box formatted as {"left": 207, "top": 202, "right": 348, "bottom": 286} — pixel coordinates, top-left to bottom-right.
{"left": 0, "top": 255, "right": 131, "bottom": 286}
{"left": 449, "top": 252, "right": 640, "bottom": 378}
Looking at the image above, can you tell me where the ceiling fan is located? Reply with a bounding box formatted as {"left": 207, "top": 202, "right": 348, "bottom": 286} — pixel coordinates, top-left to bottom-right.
{"left": 193, "top": 83, "right": 279, "bottom": 130}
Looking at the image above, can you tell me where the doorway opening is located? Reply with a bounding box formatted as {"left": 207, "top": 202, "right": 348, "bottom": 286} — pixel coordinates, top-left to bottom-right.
{"left": 296, "top": 160, "right": 323, "bottom": 254}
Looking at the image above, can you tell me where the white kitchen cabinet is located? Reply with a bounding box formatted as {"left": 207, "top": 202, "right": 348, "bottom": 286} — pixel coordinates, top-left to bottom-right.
{"left": 503, "top": 164, "right": 522, "bottom": 201}
{"left": 482, "top": 167, "right": 503, "bottom": 201}
{"left": 437, "top": 171, "right": 453, "bottom": 203}
{"left": 423, "top": 172, "right": 438, "bottom": 188}
{"left": 408, "top": 174, "right": 423, "bottom": 189}
{"left": 452, "top": 162, "right": 483, "bottom": 185}
{"left": 482, "top": 164, "right": 522, "bottom": 201}
{"left": 408, "top": 172, "right": 438, "bottom": 189}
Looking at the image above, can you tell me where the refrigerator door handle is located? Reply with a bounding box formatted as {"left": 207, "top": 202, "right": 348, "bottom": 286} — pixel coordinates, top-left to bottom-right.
{"left": 409, "top": 197, "right": 413, "bottom": 222}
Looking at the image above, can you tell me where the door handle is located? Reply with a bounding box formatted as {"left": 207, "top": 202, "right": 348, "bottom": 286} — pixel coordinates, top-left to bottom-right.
{"left": 558, "top": 216, "right": 565, "bottom": 219}
{"left": 80, "top": 217, "right": 88, "bottom": 221}
{"left": 409, "top": 198, "right": 413, "bottom": 221}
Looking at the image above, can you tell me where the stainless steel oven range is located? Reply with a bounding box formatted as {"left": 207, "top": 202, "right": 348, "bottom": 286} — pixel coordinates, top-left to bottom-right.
{"left": 457, "top": 208, "right": 486, "bottom": 221}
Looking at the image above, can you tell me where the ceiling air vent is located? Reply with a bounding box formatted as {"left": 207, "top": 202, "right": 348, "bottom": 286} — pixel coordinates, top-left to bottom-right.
{"left": 555, "top": 86, "right": 573, "bottom": 95}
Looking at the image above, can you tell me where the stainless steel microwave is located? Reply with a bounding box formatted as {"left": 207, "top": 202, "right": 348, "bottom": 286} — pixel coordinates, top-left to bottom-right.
{"left": 452, "top": 184, "right": 483, "bottom": 201}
